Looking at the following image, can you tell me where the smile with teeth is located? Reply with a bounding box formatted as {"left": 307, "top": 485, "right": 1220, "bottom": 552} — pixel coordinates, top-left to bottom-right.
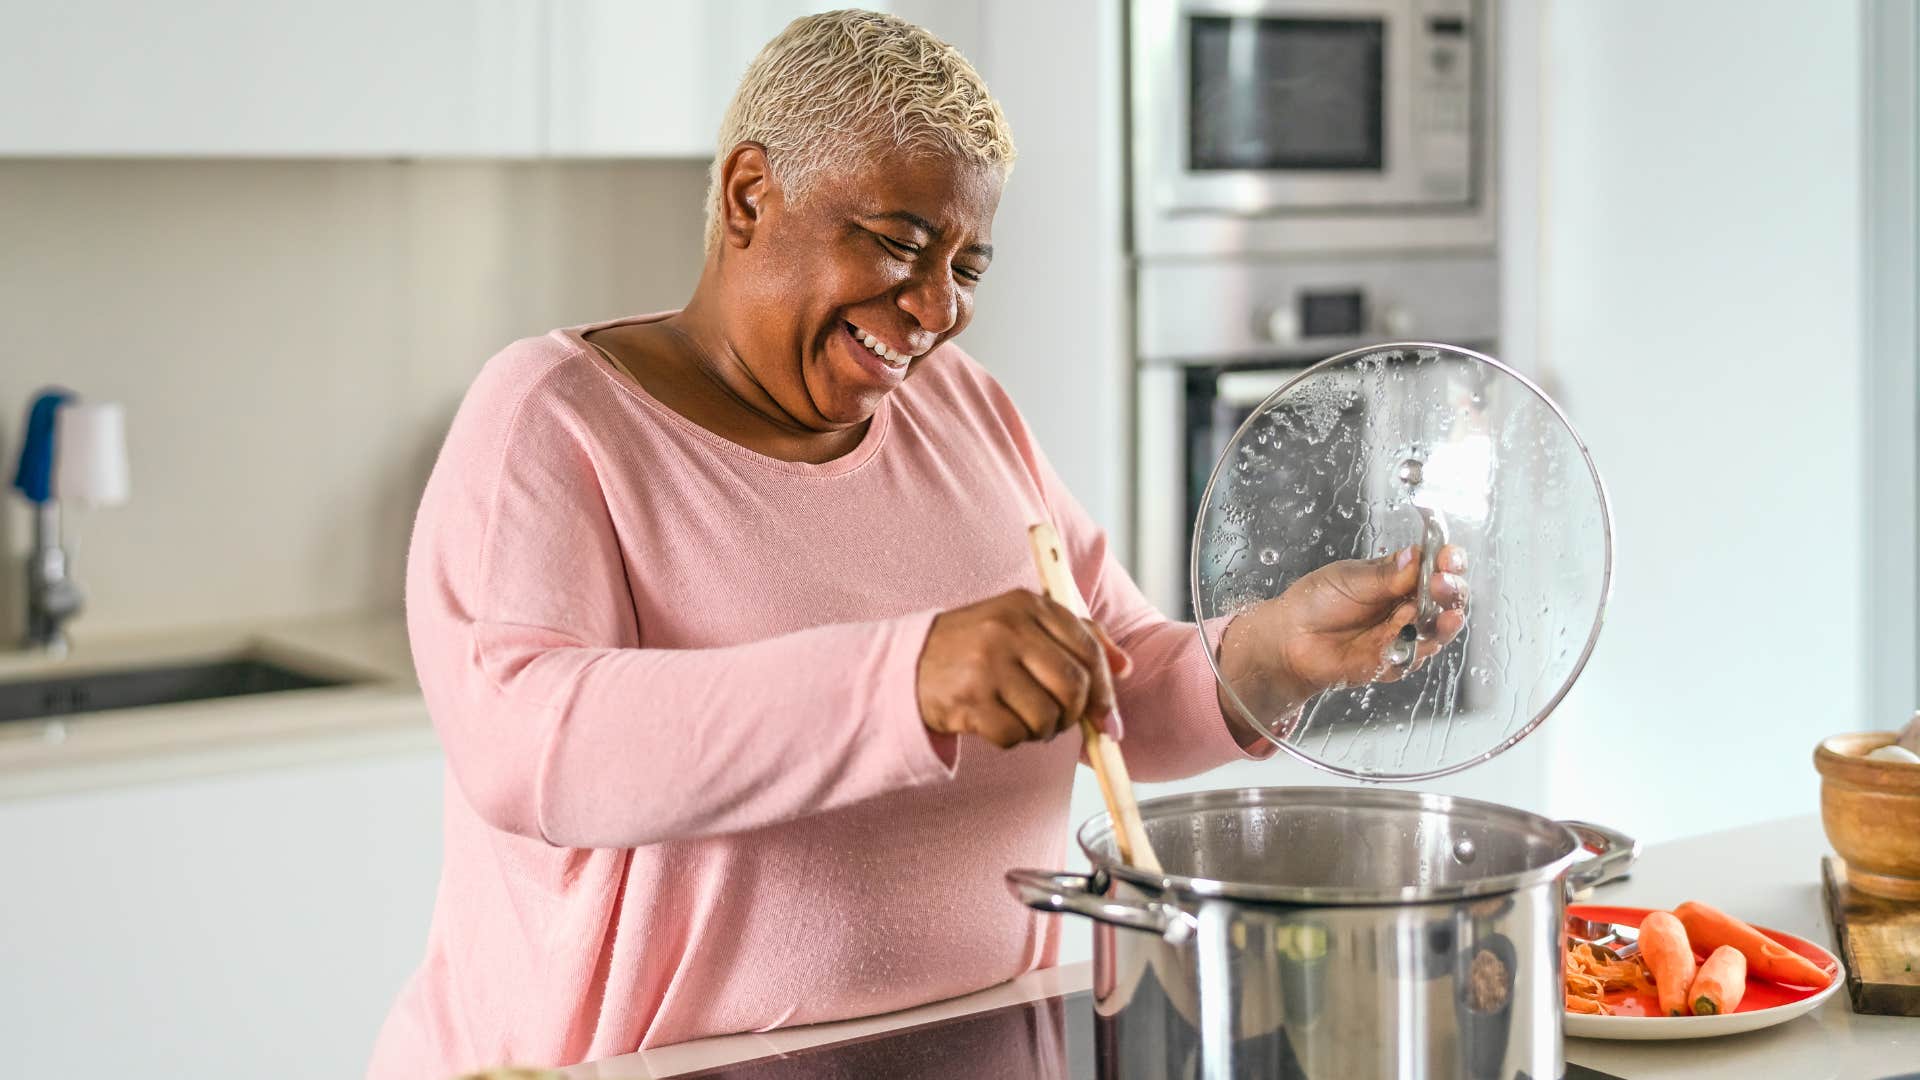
{"left": 847, "top": 322, "right": 917, "bottom": 369}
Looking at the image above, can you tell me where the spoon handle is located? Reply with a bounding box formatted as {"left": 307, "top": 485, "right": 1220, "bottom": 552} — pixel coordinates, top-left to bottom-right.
{"left": 1028, "top": 523, "right": 1161, "bottom": 874}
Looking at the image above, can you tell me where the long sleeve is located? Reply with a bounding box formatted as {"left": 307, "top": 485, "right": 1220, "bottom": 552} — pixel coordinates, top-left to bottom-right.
{"left": 995, "top": 399, "right": 1266, "bottom": 782}
{"left": 1052, "top": 475, "right": 1261, "bottom": 781}
{"left": 406, "top": 354, "right": 956, "bottom": 851}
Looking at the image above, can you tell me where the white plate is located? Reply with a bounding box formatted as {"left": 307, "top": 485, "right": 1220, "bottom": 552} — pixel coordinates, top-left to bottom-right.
{"left": 1565, "top": 959, "right": 1844, "bottom": 1041}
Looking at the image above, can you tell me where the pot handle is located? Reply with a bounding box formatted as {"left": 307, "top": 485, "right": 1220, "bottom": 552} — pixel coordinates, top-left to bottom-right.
{"left": 1561, "top": 820, "right": 1641, "bottom": 894}
{"left": 1005, "top": 868, "right": 1197, "bottom": 945}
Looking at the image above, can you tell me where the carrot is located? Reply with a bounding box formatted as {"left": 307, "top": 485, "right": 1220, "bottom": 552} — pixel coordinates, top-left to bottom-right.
{"left": 1673, "top": 901, "right": 1832, "bottom": 989}
{"left": 1689, "top": 945, "right": 1748, "bottom": 1015}
{"left": 1638, "top": 910, "right": 1697, "bottom": 1016}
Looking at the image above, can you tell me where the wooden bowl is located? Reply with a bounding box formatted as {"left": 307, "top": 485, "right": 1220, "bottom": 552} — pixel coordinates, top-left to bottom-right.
{"left": 1815, "top": 732, "right": 1920, "bottom": 900}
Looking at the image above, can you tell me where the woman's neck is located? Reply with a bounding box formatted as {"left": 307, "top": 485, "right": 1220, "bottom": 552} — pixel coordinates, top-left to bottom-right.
{"left": 589, "top": 289, "right": 870, "bottom": 465}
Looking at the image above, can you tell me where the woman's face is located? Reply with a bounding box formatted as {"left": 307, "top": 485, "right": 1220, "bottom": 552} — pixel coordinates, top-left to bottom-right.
{"left": 720, "top": 148, "right": 1001, "bottom": 430}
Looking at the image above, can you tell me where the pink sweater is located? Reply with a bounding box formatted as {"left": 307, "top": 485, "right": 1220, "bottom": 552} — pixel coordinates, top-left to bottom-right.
{"left": 368, "top": 314, "right": 1252, "bottom": 1078}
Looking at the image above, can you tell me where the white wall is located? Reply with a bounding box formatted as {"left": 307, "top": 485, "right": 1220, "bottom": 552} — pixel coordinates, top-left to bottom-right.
{"left": 1532, "top": 0, "right": 1866, "bottom": 843}
{"left": 0, "top": 159, "right": 708, "bottom": 638}
{"left": 1862, "top": 0, "right": 1920, "bottom": 734}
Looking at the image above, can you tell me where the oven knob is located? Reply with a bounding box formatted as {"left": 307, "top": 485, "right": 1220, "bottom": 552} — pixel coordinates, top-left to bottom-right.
{"left": 1381, "top": 306, "right": 1416, "bottom": 338}
{"left": 1264, "top": 306, "right": 1299, "bottom": 345}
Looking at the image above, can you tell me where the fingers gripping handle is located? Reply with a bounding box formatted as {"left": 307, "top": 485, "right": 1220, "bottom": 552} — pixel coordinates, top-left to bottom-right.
{"left": 1384, "top": 502, "right": 1451, "bottom": 668}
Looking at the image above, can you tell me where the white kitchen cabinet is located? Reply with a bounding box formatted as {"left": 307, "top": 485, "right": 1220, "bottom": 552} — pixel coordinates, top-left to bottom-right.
{"left": 0, "top": 749, "right": 445, "bottom": 1080}
{"left": 545, "top": 0, "right": 855, "bottom": 158}
{"left": 1, "top": 1, "right": 887, "bottom": 159}
{"left": 0, "top": 0, "right": 543, "bottom": 155}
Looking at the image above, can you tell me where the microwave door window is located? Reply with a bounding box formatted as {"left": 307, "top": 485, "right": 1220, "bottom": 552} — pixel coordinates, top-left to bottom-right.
{"left": 1188, "top": 16, "right": 1385, "bottom": 172}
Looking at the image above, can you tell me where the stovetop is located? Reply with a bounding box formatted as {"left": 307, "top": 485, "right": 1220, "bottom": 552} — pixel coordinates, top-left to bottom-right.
{"left": 676, "top": 991, "right": 1630, "bottom": 1080}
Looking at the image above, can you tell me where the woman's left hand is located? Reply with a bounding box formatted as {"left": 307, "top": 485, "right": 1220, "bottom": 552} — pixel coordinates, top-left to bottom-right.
{"left": 1217, "top": 544, "right": 1469, "bottom": 725}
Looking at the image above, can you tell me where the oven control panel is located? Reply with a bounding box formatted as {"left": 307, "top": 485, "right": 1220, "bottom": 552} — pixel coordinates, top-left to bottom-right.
{"left": 1137, "top": 254, "right": 1498, "bottom": 364}
{"left": 1413, "top": 0, "right": 1476, "bottom": 201}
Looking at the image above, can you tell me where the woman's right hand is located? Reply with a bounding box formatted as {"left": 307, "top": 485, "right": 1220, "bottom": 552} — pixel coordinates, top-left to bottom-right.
{"left": 917, "top": 589, "right": 1132, "bottom": 748}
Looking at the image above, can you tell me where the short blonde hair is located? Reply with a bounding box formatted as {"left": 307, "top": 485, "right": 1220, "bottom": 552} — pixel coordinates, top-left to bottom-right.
{"left": 704, "top": 9, "right": 1016, "bottom": 251}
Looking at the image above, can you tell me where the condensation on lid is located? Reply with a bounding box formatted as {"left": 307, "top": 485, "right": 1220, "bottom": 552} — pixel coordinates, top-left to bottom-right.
{"left": 1191, "top": 343, "right": 1613, "bottom": 783}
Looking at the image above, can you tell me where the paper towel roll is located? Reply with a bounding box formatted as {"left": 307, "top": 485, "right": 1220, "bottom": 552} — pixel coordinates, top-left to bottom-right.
{"left": 54, "top": 401, "right": 130, "bottom": 507}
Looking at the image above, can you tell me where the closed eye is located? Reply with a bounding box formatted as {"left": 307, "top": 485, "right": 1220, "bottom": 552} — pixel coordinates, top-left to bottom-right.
{"left": 870, "top": 228, "right": 984, "bottom": 283}
{"left": 873, "top": 232, "right": 920, "bottom": 259}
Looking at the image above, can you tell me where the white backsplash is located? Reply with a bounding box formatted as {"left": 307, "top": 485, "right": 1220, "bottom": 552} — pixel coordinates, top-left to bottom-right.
{"left": 0, "top": 158, "right": 709, "bottom": 639}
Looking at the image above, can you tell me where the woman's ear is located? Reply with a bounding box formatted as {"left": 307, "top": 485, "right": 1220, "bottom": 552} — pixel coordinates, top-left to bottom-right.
{"left": 720, "top": 142, "right": 773, "bottom": 249}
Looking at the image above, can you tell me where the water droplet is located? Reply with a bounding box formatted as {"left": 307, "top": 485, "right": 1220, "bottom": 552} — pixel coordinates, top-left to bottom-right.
{"left": 1258, "top": 548, "right": 1279, "bottom": 566}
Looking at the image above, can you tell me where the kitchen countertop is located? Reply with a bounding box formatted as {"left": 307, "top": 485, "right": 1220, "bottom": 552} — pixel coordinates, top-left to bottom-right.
{"left": 0, "top": 613, "right": 433, "bottom": 799}
{"left": 566, "top": 813, "right": 1916, "bottom": 1079}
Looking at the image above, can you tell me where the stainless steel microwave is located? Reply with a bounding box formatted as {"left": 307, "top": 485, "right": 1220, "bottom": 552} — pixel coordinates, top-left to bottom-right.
{"left": 1130, "top": 0, "right": 1496, "bottom": 256}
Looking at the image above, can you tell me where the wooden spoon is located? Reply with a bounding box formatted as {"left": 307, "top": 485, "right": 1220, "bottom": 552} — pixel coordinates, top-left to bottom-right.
{"left": 1027, "top": 523, "right": 1161, "bottom": 874}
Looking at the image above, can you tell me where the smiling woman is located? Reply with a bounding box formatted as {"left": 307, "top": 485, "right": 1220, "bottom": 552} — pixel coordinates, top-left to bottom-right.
{"left": 628, "top": 9, "right": 1013, "bottom": 447}
{"left": 366, "top": 10, "right": 1459, "bottom": 1080}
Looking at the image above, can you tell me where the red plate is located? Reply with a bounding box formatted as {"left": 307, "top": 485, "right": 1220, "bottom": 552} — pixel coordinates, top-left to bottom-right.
{"left": 1566, "top": 904, "right": 1841, "bottom": 1026}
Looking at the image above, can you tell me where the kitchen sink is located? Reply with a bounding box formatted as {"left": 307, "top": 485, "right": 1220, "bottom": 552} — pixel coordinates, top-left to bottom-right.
{"left": 0, "top": 657, "right": 355, "bottom": 724}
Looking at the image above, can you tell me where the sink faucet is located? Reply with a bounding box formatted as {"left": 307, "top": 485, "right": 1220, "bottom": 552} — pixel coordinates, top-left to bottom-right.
{"left": 27, "top": 502, "right": 84, "bottom": 656}
{"left": 11, "top": 390, "right": 128, "bottom": 656}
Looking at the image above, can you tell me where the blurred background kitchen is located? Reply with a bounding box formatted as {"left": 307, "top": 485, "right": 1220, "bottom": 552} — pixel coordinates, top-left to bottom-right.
{"left": 0, "top": 1, "right": 1911, "bottom": 1077}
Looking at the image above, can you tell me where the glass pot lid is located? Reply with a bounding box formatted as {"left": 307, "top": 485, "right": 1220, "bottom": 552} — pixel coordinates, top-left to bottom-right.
{"left": 1192, "top": 343, "right": 1613, "bottom": 782}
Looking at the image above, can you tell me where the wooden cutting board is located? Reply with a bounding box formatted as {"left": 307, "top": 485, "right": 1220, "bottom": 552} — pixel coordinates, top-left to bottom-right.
{"left": 1821, "top": 855, "right": 1920, "bottom": 1016}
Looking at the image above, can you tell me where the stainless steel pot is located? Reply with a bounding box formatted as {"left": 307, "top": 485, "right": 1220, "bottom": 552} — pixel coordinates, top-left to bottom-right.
{"left": 1007, "top": 787, "right": 1637, "bottom": 1080}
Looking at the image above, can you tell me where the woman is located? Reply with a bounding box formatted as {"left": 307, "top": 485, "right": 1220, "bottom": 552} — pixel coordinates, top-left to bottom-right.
{"left": 369, "top": 10, "right": 1463, "bottom": 1077}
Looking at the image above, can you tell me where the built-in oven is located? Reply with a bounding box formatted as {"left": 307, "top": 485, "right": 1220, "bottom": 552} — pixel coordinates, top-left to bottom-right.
{"left": 1130, "top": 0, "right": 1495, "bottom": 256}
{"left": 1132, "top": 254, "right": 1499, "bottom": 617}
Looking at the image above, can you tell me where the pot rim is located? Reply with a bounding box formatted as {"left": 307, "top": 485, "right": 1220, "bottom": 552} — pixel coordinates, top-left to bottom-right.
{"left": 1077, "top": 786, "right": 1586, "bottom": 905}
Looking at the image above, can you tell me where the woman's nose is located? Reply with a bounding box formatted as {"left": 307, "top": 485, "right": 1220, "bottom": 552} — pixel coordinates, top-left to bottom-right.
{"left": 896, "top": 271, "right": 959, "bottom": 336}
